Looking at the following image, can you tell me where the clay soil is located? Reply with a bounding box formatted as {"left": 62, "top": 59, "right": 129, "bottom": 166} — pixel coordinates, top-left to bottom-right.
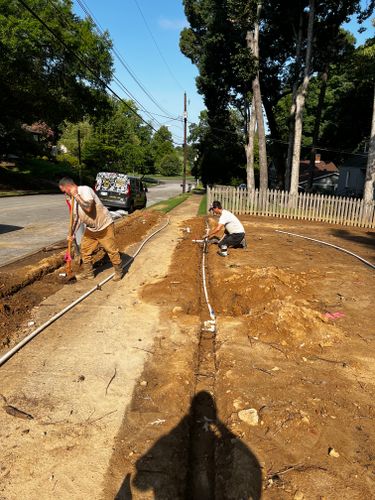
{"left": 1, "top": 202, "right": 374, "bottom": 499}
{"left": 0, "top": 210, "right": 163, "bottom": 351}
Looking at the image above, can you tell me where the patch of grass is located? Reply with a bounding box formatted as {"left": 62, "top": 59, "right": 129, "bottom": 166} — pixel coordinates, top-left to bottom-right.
{"left": 0, "top": 158, "right": 78, "bottom": 194}
{"left": 197, "top": 194, "right": 207, "bottom": 215}
{"left": 149, "top": 193, "right": 190, "bottom": 213}
{"left": 0, "top": 190, "right": 56, "bottom": 197}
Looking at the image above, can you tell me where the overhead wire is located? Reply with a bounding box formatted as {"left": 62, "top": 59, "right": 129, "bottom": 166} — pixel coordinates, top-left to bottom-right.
{"left": 19, "top": 0, "right": 159, "bottom": 132}
{"left": 19, "top": 0, "right": 183, "bottom": 144}
{"left": 45, "top": 0, "right": 164, "bottom": 129}
{"left": 50, "top": 0, "right": 179, "bottom": 133}
{"left": 132, "top": 0, "right": 185, "bottom": 92}
{"left": 76, "top": 0, "right": 180, "bottom": 122}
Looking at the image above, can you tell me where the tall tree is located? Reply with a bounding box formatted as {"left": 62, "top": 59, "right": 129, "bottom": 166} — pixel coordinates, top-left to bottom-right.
{"left": 290, "top": 0, "right": 315, "bottom": 196}
{"left": 364, "top": 84, "right": 375, "bottom": 204}
{"left": 0, "top": 0, "right": 113, "bottom": 153}
{"left": 180, "top": 0, "right": 257, "bottom": 185}
{"left": 248, "top": 2, "right": 268, "bottom": 190}
{"left": 80, "top": 99, "right": 153, "bottom": 173}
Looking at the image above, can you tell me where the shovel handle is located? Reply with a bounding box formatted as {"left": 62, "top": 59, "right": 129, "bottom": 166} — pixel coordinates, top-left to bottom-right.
{"left": 66, "top": 197, "right": 75, "bottom": 272}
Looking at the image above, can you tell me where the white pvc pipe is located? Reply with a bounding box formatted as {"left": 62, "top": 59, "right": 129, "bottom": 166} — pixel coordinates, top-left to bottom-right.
{"left": 275, "top": 230, "right": 375, "bottom": 270}
{"left": 202, "top": 238, "right": 216, "bottom": 322}
{"left": 0, "top": 218, "right": 170, "bottom": 367}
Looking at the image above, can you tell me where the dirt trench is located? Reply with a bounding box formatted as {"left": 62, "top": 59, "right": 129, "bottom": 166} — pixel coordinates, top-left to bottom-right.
{"left": 103, "top": 216, "right": 374, "bottom": 499}
{"left": 0, "top": 204, "right": 374, "bottom": 499}
{"left": 0, "top": 210, "right": 163, "bottom": 351}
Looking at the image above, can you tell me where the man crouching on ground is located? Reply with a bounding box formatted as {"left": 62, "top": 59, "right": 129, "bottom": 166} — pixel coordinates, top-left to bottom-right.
{"left": 59, "top": 177, "right": 123, "bottom": 281}
{"left": 206, "top": 200, "right": 246, "bottom": 257}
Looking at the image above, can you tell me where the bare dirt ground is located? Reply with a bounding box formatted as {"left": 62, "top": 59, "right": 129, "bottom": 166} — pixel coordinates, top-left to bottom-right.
{"left": 1, "top": 197, "right": 374, "bottom": 499}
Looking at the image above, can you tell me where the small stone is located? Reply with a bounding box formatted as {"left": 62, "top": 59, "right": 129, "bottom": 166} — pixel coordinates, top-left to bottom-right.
{"left": 140, "top": 380, "right": 148, "bottom": 386}
{"left": 172, "top": 306, "right": 183, "bottom": 314}
{"left": 294, "top": 491, "right": 304, "bottom": 500}
{"left": 328, "top": 447, "right": 340, "bottom": 457}
{"left": 233, "top": 399, "right": 243, "bottom": 410}
{"left": 238, "top": 408, "right": 259, "bottom": 426}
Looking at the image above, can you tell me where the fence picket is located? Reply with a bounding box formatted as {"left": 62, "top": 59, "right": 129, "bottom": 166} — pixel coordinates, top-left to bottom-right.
{"left": 206, "top": 187, "right": 374, "bottom": 228}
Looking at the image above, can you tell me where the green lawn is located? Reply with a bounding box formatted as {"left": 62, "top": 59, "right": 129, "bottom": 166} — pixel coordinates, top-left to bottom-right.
{"left": 149, "top": 193, "right": 190, "bottom": 213}
{"left": 0, "top": 158, "right": 78, "bottom": 195}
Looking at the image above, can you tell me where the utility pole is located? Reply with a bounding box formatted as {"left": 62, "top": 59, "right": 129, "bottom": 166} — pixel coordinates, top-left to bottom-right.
{"left": 182, "top": 92, "right": 187, "bottom": 193}
{"left": 77, "top": 128, "right": 82, "bottom": 184}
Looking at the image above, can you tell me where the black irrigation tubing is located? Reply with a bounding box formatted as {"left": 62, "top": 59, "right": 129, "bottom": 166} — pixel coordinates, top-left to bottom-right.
{"left": 0, "top": 218, "right": 170, "bottom": 367}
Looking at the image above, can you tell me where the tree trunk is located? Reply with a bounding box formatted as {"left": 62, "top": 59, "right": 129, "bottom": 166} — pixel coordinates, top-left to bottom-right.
{"left": 285, "top": 9, "right": 304, "bottom": 191}
{"left": 363, "top": 84, "right": 375, "bottom": 204}
{"left": 307, "top": 65, "right": 329, "bottom": 191}
{"left": 252, "top": 2, "right": 268, "bottom": 191}
{"left": 262, "top": 96, "right": 284, "bottom": 188}
{"left": 245, "top": 95, "right": 256, "bottom": 190}
{"left": 290, "top": 0, "right": 315, "bottom": 196}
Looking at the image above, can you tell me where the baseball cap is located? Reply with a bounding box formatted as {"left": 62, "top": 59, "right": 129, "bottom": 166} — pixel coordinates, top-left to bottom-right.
{"left": 209, "top": 200, "right": 221, "bottom": 211}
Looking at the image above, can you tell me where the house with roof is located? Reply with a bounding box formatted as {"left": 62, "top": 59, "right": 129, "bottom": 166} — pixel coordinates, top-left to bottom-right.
{"left": 298, "top": 154, "right": 338, "bottom": 193}
{"left": 336, "top": 153, "right": 370, "bottom": 198}
{"left": 268, "top": 154, "right": 338, "bottom": 193}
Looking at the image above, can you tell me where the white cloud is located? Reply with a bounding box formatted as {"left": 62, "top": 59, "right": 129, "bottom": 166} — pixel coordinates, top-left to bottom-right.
{"left": 158, "top": 17, "right": 188, "bottom": 30}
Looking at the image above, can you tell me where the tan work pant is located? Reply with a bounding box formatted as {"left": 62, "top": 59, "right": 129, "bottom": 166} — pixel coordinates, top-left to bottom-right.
{"left": 80, "top": 223, "right": 121, "bottom": 266}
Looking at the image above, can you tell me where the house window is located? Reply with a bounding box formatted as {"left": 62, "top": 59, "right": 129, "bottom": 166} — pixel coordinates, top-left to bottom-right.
{"left": 345, "top": 171, "right": 350, "bottom": 188}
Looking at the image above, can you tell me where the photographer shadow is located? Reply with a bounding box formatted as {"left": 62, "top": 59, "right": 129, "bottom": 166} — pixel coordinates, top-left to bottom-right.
{"left": 115, "top": 391, "right": 262, "bottom": 499}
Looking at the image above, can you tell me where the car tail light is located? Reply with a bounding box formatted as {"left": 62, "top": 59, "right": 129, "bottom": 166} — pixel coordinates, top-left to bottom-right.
{"left": 126, "top": 183, "right": 131, "bottom": 197}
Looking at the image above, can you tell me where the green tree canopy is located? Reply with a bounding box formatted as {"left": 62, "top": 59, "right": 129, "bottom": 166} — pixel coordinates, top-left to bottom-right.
{"left": 0, "top": 0, "right": 113, "bottom": 154}
{"left": 81, "top": 99, "right": 153, "bottom": 173}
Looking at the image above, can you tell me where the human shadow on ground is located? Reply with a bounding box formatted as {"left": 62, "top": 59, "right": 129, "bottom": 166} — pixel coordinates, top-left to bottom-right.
{"left": 0, "top": 224, "right": 23, "bottom": 235}
{"left": 329, "top": 228, "right": 375, "bottom": 253}
{"left": 115, "top": 391, "right": 262, "bottom": 499}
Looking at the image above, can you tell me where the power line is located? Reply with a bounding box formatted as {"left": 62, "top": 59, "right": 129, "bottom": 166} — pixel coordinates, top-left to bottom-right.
{"left": 18, "top": 0, "right": 183, "bottom": 145}
{"left": 132, "top": 0, "right": 185, "bottom": 92}
{"left": 46, "top": 0, "right": 163, "bottom": 129}
{"left": 76, "top": 0, "right": 180, "bottom": 121}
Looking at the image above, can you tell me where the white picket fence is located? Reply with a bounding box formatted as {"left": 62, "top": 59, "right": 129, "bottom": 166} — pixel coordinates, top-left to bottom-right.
{"left": 207, "top": 186, "right": 375, "bottom": 229}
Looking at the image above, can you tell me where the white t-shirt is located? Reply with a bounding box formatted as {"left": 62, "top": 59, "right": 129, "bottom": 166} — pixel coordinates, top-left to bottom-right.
{"left": 76, "top": 185, "right": 112, "bottom": 232}
{"left": 218, "top": 209, "right": 245, "bottom": 234}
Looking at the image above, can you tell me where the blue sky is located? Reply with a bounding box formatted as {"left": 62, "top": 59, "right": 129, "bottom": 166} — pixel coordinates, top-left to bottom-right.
{"left": 72, "top": 1, "right": 374, "bottom": 143}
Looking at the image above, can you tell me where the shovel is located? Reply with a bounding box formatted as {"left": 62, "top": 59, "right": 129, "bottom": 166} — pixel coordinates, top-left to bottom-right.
{"left": 62, "top": 196, "right": 76, "bottom": 280}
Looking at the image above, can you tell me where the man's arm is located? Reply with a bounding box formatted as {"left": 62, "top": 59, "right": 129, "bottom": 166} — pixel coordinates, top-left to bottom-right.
{"left": 71, "top": 186, "right": 94, "bottom": 213}
{"left": 74, "top": 193, "right": 94, "bottom": 212}
{"left": 207, "top": 223, "right": 224, "bottom": 238}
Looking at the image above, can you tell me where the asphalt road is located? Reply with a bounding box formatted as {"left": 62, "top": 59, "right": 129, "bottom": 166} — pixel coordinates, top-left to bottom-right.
{"left": 0, "top": 182, "right": 182, "bottom": 266}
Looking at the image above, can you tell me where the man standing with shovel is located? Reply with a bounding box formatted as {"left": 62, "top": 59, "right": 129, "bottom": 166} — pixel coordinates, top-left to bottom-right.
{"left": 59, "top": 177, "right": 123, "bottom": 281}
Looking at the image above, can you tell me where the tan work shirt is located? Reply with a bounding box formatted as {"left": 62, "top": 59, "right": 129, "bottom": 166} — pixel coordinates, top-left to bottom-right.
{"left": 76, "top": 185, "right": 112, "bottom": 232}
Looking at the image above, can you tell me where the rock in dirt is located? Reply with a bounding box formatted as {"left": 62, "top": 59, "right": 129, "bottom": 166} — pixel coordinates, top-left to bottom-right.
{"left": 294, "top": 491, "right": 305, "bottom": 500}
{"left": 238, "top": 408, "right": 259, "bottom": 426}
{"left": 328, "top": 447, "right": 340, "bottom": 457}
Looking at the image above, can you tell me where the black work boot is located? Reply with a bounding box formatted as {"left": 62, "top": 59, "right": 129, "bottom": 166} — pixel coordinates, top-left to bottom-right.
{"left": 76, "top": 263, "right": 94, "bottom": 280}
{"left": 112, "top": 264, "right": 123, "bottom": 281}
